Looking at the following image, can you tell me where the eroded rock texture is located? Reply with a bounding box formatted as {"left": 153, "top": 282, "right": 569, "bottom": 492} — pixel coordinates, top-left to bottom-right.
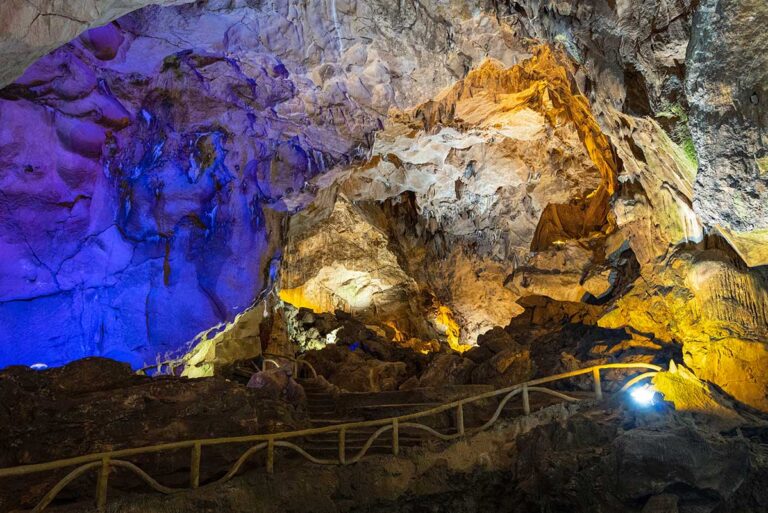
{"left": 1, "top": 0, "right": 768, "bottom": 415}
{"left": 0, "top": 0, "right": 193, "bottom": 87}
{"left": 281, "top": 46, "right": 621, "bottom": 344}
{"left": 0, "top": 0, "right": 524, "bottom": 368}
{"left": 0, "top": 357, "right": 308, "bottom": 511}
{"left": 687, "top": 0, "right": 768, "bottom": 231}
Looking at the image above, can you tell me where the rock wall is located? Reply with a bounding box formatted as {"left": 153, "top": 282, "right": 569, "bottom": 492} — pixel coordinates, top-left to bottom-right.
{"left": 687, "top": 0, "right": 768, "bottom": 231}
{"left": 0, "top": 0, "right": 525, "bottom": 368}
{"left": 1, "top": 0, "right": 767, "bottom": 412}
{"left": 280, "top": 46, "right": 622, "bottom": 344}
{"left": 0, "top": 0, "right": 194, "bottom": 87}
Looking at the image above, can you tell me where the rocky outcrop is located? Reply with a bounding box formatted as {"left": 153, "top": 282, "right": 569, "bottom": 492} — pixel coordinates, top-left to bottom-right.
{"left": 0, "top": 0, "right": 528, "bottom": 369}
{"left": 0, "top": 357, "right": 308, "bottom": 511}
{"left": 687, "top": 0, "right": 768, "bottom": 232}
{"left": 302, "top": 344, "right": 409, "bottom": 393}
{"left": 247, "top": 368, "right": 307, "bottom": 405}
{"left": 42, "top": 401, "right": 768, "bottom": 513}
{"left": 279, "top": 46, "right": 623, "bottom": 346}
{"left": 0, "top": 1, "right": 193, "bottom": 87}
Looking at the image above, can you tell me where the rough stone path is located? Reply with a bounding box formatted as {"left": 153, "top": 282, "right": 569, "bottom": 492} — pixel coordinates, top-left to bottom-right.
{"left": 298, "top": 378, "right": 428, "bottom": 458}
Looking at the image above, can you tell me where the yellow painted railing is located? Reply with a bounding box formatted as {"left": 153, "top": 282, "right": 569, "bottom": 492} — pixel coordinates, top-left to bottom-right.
{"left": 0, "top": 362, "right": 661, "bottom": 512}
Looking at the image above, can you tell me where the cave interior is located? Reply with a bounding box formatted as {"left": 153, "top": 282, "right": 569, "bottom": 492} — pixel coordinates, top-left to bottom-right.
{"left": 1, "top": 1, "right": 768, "bottom": 512}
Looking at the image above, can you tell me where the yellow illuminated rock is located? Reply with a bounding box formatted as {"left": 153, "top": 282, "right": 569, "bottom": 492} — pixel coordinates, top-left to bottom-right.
{"left": 652, "top": 362, "right": 743, "bottom": 429}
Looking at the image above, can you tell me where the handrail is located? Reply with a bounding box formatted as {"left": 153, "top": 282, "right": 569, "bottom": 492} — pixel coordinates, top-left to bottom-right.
{"left": 0, "top": 362, "right": 661, "bottom": 512}
{"left": 262, "top": 353, "right": 318, "bottom": 379}
{"left": 136, "top": 359, "right": 184, "bottom": 376}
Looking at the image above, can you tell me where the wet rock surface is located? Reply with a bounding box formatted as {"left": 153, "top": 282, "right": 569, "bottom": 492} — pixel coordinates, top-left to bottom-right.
{"left": 687, "top": 0, "right": 768, "bottom": 231}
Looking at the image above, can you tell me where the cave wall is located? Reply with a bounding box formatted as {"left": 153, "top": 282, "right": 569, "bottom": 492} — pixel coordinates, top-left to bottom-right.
{"left": 0, "top": 0, "right": 767, "bottom": 412}
{"left": 0, "top": 0, "right": 525, "bottom": 368}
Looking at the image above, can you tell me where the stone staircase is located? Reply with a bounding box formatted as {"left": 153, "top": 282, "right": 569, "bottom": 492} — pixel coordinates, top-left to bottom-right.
{"left": 297, "top": 377, "right": 598, "bottom": 461}
{"left": 298, "top": 378, "right": 466, "bottom": 458}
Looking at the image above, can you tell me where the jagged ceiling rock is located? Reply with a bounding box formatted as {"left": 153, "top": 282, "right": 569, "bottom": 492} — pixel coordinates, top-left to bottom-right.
{"left": 278, "top": 47, "right": 623, "bottom": 344}
{"left": 0, "top": 0, "right": 525, "bottom": 368}
{"left": 511, "top": 0, "right": 695, "bottom": 115}
{"left": 4, "top": 0, "right": 766, "bottom": 240}
{"left": 0, "top": 0, "right": 193, "bottom": 87}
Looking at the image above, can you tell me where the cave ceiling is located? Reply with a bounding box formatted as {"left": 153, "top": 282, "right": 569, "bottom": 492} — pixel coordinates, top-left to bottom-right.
{"left": 0, "top": 0, "right": 767, "bottom": 412}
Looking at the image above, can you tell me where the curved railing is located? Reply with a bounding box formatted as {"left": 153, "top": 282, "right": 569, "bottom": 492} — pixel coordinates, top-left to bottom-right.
{"left": 0, "top": 362, "right": 661, "bottom": 512}
{"left": 262, "top": 353, "right": 318, "bottom": 379}
{"left": 135, "top": 359, "right": 185, "bottom": 377}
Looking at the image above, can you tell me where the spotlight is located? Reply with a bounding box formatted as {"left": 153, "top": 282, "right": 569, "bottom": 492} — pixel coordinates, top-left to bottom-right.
{"left": 629, "top": 384, "right": 655, "bottom": 407}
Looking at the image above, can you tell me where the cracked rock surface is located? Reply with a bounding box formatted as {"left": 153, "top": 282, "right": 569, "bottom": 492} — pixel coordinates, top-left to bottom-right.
{"left": 1, "top": 0, "right": 768, "bottom": 413}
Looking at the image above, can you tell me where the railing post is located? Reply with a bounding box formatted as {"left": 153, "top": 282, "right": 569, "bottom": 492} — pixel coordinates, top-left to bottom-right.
{"left": 190, "top": 442, "right": 201, "bottom": 489}
{"left": 338, "top": 428, "right": 346, "bottom": 464}
{"left": 522, "top": 384, "right": 530, "bottom": 415}
{"left": 392, "top": 418, "right": 399, "bottom": 456}
{"left": 456, "top": 403, "right": 465, "bottom": 436}
{"left": 96, "top": 457, "right": 110, "bottom": 512}
{"left": 593, "top": 367, "right": 603, "bottom": 401}
{"left": 266, "top": 438, "right": 274, "bottom": 474}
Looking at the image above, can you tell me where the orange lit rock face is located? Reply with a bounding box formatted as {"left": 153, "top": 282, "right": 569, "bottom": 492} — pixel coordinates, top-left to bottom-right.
{"left": 600, "top": 249, "right": 768, "bottom": 411}
{"left": 269, "top": 45, "right": 768, "bottom": 411}
{"left": 407, "top": 47, "right": 619, "bottom": 251}
{"left": 277, "top": 47, "right": 625, "bottom": 348}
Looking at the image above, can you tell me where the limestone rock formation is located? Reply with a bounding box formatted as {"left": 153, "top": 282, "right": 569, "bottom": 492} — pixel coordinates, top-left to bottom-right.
{"left": 1, "top": 0, "right": 768, "bottom": 458}
{"left": 0, "top": 0, "right": 193, "bottom": 87}
{"left": 0, "top": 0, "right": 528, "bottom": 369}
{"left": 279, "top": 46, "right": 623, "bottom": 346}
{"left": 687, "top": 0, "right": 768, "bottom": 232}
{"left": 4, "top": 1, "right": 768, "bottom": 512}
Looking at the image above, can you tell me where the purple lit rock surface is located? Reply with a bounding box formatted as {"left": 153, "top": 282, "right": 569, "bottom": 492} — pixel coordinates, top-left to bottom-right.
{"left": 0, "top": 1, "right": 516, "bottom": 368}
{"left": 0, "top": 9, "right": 357, "bottom": 368}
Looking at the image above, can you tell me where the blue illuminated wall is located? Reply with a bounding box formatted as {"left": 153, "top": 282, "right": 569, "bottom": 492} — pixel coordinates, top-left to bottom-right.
{"left": 0, "top": 5, "right": 369, "bottom": 369}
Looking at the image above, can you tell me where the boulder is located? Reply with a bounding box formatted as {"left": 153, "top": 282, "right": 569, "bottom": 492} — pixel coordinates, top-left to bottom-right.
{"left": 471, "top": 347, "right": 534, "bottom": 387}
{"left": 416, "top": 354, "right": 476, "bottom": 388}
{"left": 246, "top": 368, "right": 307, "bottom": 406}
{"left": 302, "top": 345, "right": 409, "bottom": 393}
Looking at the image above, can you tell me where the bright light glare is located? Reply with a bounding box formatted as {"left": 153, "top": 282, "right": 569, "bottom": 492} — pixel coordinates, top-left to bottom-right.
{"left": 629, "top": 384, "right": 655, "bottom": 406}
{"left": 30, "top": 363, "right": 48, "bottom": 370}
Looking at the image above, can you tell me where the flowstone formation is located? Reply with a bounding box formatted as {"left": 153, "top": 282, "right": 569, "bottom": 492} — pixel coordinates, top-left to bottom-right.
{"left": 280, "top": 46, "right": 620, "bottom": 344}
{"left": 3, "top": 3, "right": 768, "bottom": 512}
{"left": 0, "top": 0, "right": 524, "bottom": 368}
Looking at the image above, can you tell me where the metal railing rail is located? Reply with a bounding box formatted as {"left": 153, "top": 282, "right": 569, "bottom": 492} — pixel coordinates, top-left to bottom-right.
{"left": 0, "top": 362, "right": 661, "bottom": 512}
{"left": 262, "top": 353, "right": 318, "bottom": 379}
